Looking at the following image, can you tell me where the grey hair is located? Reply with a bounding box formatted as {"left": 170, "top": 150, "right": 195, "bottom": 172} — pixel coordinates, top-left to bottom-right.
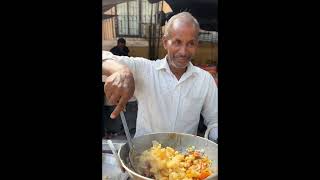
{"left": 164, "top": 12, "right": 200, "bottom": 39}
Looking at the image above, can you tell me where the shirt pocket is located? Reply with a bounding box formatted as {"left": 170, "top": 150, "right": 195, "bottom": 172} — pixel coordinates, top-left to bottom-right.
{"left": 181, "top": 96, "right": 203, "bottom": 124}
{"left": 159, "top": 83, "right": 171, "bottom": 96}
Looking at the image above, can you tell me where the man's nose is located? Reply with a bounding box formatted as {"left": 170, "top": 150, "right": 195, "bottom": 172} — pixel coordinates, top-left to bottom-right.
{"left": 178, "top": 45, "right": 187, "bottom": 56}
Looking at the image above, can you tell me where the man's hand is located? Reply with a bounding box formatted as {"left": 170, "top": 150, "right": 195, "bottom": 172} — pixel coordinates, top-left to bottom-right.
{"left": 104, "top": 68, "right": 135, "bottom": 119}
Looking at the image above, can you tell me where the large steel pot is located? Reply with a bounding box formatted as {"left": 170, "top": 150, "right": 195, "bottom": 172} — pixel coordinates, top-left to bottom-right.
{"left": 118, "top": 132, "right": 218, "bottom": 180}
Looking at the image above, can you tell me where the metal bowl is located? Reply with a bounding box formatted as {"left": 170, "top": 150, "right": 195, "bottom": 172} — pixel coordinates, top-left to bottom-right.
{"left": 118, "top": 132, "right": 218, "bottom": 180}
{"left": 102, "top": 153, "right": 130, "bottom": 180}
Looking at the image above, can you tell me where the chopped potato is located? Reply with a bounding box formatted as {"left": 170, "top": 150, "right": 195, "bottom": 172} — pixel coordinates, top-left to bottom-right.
{"left": 137, "top": 141, "right": 214, "bottom": 180}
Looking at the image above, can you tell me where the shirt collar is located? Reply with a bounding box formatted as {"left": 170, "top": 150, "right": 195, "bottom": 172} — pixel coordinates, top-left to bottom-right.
{"left": 155, "top": 56, "right": 199, "bottom": 76}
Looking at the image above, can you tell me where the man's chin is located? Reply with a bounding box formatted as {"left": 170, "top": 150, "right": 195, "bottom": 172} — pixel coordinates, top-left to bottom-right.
{"left": 174, "top": 63, "right": 189, "bottom": 69}
{"left": 177, "top": 61, "right": 190, "bottom": 67}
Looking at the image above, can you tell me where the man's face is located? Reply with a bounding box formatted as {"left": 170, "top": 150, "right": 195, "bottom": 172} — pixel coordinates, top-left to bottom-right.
{"left": 163, "top": 22, "right": 198, "bottom": 69}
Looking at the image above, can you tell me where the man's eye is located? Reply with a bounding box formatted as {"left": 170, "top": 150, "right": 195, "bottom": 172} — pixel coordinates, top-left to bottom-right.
{"left": 188, "top": 42, "right": 195, "bottom": 47}
{"left": 173, "top": 41, "right": 181, "bottom": 45}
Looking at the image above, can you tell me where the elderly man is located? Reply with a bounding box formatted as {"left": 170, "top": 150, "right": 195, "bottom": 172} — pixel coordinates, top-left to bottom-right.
{"left": 102, "top": 12, "right": 218, "bottom": 141}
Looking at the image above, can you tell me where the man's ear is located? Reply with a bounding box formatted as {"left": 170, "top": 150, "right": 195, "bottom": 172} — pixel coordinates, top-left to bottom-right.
{"left": 162, "top": 36, "right": 168, "bottom": 50}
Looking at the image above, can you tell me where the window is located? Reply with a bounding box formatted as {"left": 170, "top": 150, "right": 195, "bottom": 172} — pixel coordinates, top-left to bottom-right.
{"left": 116, "top": 0, "right": 158, "bottom": 37}
{"left": 199, "top": 31, "right": 218, "bottom": 43}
